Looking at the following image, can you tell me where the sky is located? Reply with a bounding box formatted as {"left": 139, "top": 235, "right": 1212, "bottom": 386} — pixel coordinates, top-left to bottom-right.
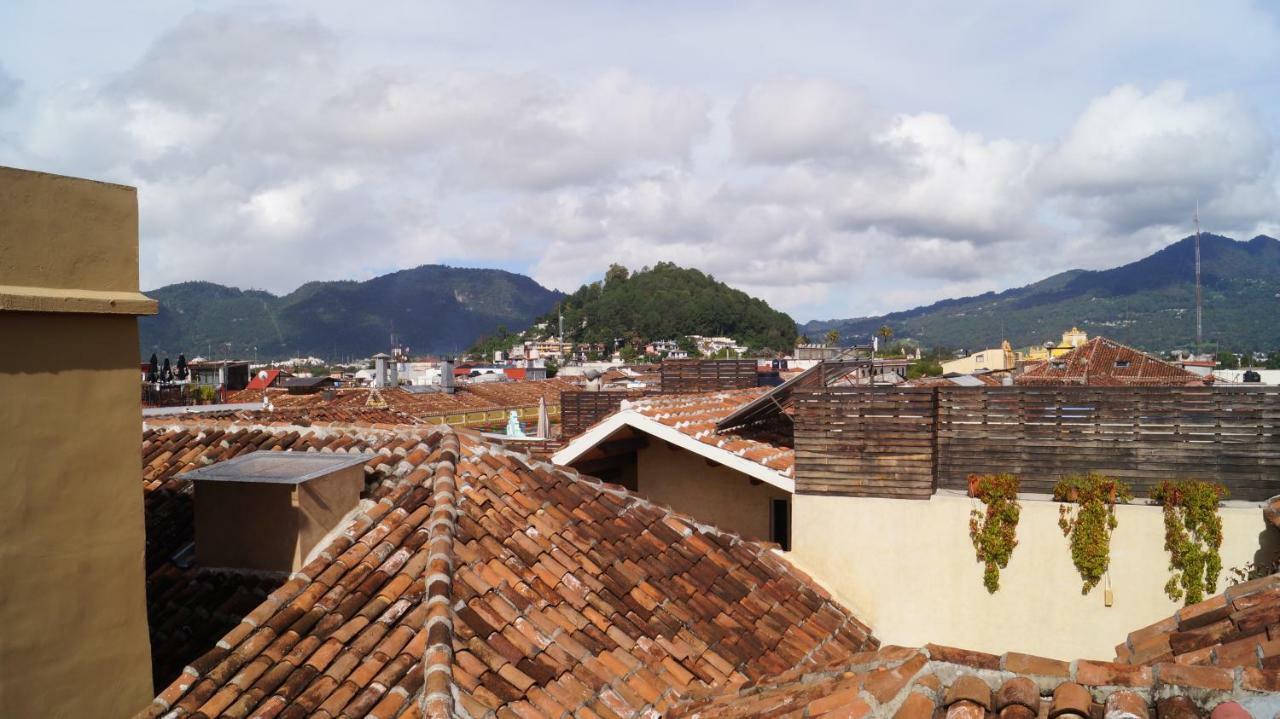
{"left": 1, "top": 2, "right": 1278, "bottom": 322}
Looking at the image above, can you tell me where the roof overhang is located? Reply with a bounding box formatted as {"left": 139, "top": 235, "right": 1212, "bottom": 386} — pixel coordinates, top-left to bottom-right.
{"left": 551, "top": 409, "right": 795, "bottom": 493}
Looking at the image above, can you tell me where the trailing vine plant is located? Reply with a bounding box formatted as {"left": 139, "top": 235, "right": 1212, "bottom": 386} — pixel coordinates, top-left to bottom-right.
{"left": 968, "top": 473, "right": 1022, "bottom": 593}
{"left": 1053, "top": 473, "right": 1133, "bottom": 594}
{"left": 1151, "top": 480, "right": 1228, "bottom": 605}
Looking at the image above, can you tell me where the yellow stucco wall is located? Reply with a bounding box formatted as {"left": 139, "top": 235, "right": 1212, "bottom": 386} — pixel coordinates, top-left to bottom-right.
{"left": 636, "top": 443, "right": 789, "bottom": 542}
{"left": 790, "top": 492, "right": 1277, "bottom": 661}
{"left": 0, "top": 166, "right": 154, "bottom": 717}
{"left": 0, "top": 166, "right": 139, "bottom": 292}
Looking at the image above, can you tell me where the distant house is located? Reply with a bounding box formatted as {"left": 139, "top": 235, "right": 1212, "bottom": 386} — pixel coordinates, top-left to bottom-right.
{"left": 941, "top": 340, "right": 1017, "bottom": 375}
{"left": 1016, "top": 336, "right": 1209, "bottom": 386}
{"left": 794, "top": 344, "right": 843, "bottom": 361}
{"left": 190, "top": 360, "right": 251, "bottom": 391}
{"left": 244, "top": 368, "right": 289, "bottom": 390}
{"left": 281, "top": 376, "right": 339, "bottom": 394}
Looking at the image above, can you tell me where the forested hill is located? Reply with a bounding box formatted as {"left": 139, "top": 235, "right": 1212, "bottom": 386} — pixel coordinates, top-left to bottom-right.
{"left": 139, "top": 265, "right": 564, "bottom": 359}
{"left": 801, "top": 234, "right": 1280, "bottom": 351}
{"left": 533, "top": 262, "right": 798, "bottom": 352}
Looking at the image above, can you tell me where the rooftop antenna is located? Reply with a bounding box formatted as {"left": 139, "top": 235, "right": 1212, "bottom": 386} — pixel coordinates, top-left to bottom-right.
{"left": 1194, "top": 202, "right": 1204, "bottom": 352}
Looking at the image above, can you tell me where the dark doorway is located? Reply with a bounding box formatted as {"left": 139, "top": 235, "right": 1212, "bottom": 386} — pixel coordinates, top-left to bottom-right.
{"left": 770, "top": 499, "right": 791, "bottom": 550}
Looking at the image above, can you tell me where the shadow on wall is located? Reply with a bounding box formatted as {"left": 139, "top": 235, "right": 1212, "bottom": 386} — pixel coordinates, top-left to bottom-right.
{"left": 1249, "top": 511, "right": 1280, "bottom": 576}
{"left": 0, "top": 313, "right": 140, "bottom": 374}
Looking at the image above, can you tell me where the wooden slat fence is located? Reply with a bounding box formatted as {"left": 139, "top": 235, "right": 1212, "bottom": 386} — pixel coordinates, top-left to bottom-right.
{"left": 795, "top": 386, "right": 1280, "bottom": 501}
{"left": 660, "top": 360, "right": 758, "bottom": 393}
{"left": 560, "top": 390, "right": 643, "bottom": 437}
{"left": 794, "top": 387, "right": 937, "bottom": 498}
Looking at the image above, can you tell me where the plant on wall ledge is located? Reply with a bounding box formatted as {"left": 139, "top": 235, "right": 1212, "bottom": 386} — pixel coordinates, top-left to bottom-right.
{"left": 1053, "top": 472, "right": 1133, "bottom": 594}
{"left": 1151, "top": 480, "right": 1228, "bottom": 605}
{"left": 968, "top": 473, "right": 1022, "bottom": 593}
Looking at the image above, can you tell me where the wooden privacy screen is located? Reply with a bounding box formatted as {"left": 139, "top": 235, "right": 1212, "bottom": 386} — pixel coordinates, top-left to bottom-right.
{"left": 660, "top": 360, "right": 758, "bottom": 393}
{"left": 795, "top": 385, "right": 1280, "bottom": 501}
{"left": 794, "top": 387, "right": 938, "bottom": 498}
{"left": 559, "top": 390, "right": 642, "bottom": 437}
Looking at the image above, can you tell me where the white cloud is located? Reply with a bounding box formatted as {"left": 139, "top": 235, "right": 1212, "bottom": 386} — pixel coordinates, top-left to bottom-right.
{"left": 2, "top": 5, "right": 1279, "bottom": 323}
{"left": 1039, "top": 83, "right": 1278, "bottom": 233}
{"left": 7, "top": 11, "right": 712, "bottom": 292}
{"left": 731, "top": 77, "right": 883, "bottom": 165}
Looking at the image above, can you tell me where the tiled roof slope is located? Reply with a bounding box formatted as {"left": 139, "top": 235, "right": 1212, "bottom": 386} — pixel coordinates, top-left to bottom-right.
{"left": 142, "top": 424, "right": 439, "bottom": 690}
{"left": 1116, "top": 574, "right": 1280, "bottom": 670}
{"left": 1017, "top": 336, "right": 1208, "bottom": 386}
{"left": 137, "top": 419, "right": 875, "bottom": 718}
{"left": 670, "top": 643, "right": 1280, "bottom": 718}
{"left": 628, "top": 389, "right": 795, "bottom": 477}
{"left": 225, "top": 379, "right": 579, "bottom": 417}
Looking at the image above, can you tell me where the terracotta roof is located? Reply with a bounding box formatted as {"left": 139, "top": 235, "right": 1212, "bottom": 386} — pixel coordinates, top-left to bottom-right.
{"left": 137, "top": 418, "right": 875, "bottom": 718}
{"left": 222, "top": 379, "right": 580, "bottom": 425}
{"left": 670, "top": 642, "right": 1279, "bottom": 718}
{"left": 1017, "top": 336, "right": 1208, "bottom": 386}
{"left": 1116, "top": 574, "right": 1280, "bottom": 671}
{"left": 142, "top": 424, "right": 433, "bottom": 690}
{"left": 628, "top": 388, "right": 795, "bottom": 477}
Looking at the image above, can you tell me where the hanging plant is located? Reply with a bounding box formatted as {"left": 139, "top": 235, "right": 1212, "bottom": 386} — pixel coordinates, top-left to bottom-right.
{"left": 1151, "top": 480, "right": 1228, "bottom": 605}
{"left": 968, "top": 473, "right": 1022, "bottom": 593}
{"left": 1054, "top": 473, "right": 1133, "bottom": 594}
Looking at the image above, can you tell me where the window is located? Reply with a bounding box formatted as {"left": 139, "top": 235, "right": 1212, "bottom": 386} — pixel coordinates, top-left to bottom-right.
{"left": 770, "top": 499, "right": 791, "bottom": 551}
{"left": 1115, "top": 360, "right": 1131, "bottom": 368}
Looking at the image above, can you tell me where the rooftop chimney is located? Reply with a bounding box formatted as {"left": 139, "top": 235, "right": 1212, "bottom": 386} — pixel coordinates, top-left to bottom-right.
{"left": 185, "top": 452, "right": 372, "bottom": 573}
{"left": 441, "top": 357, "right": 455, "bottom": 393}
{"left": 371, "top": 353, "right": 391, "bottom": 388}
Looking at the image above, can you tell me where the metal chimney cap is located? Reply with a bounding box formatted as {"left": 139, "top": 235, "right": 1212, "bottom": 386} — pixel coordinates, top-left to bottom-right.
{"left": 182, "top": 451, "right": 376, "bottom": 485}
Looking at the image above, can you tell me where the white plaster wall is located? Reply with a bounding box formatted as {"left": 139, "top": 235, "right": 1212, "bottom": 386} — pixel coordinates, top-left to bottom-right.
{"left": 789, "top": 492, "right": 1278, "bottom": 660}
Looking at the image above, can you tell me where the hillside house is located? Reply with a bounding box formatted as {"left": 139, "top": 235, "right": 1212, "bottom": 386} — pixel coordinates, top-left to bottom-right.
{"left": 1017, "top": 335, "right": 1210, "bottom": 386}
{"left": 941, "top": 339, "right": 1018, "bottom": 375}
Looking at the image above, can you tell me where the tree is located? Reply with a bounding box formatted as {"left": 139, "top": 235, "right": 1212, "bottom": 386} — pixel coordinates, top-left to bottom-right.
{"left": 824, "top": 329, "right": 840, "bottom": 347}
{"left": 1215, "top": 351, "right": 1240, "bottom": 370}
{"left": 604, "top": 263, "right": 630, "bottom": 287}
{"left": 907, "top": 357, "right": 943, "bottom": 379}
{"left": 878, "top": 325, "right": 894, "bottom": 345}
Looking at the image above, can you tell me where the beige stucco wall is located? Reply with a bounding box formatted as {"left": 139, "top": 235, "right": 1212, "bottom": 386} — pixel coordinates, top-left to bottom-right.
{"left": 0, "top": 166, "right": 154, "bottom": 717}
{"left": 0, "top": 166, "right": 139, "bottom": 292}
{"left": 636, "top": 443, "right": 789, "bottom": 542}
{"left": 790, "top": 492, "right": 1277, "bottom": 661}
{"left": 197, "top": 465, "right": 362, "bottom": 573}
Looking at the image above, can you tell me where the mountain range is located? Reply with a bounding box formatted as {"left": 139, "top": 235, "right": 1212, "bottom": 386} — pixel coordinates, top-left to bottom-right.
{"left": 801, "top": 234, "right": 1280, "bottom": 352}
{"left": 139, "top": 265, "right": 564, "bottom": 359}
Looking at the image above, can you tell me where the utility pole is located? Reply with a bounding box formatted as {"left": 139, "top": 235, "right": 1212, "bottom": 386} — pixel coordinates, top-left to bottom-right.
{"left": 1194, "top": 203, "right": 1204, "bottom": 352}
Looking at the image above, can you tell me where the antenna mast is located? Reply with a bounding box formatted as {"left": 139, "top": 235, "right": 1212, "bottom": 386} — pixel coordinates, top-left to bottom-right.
{"left": 1194, "top": 203, "right": 1203, "bottom": 351}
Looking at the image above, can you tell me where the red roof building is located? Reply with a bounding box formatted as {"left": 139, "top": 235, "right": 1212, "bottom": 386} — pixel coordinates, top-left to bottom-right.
{"left": 1017, "top": 336, "right": 1210, "bottom": 387}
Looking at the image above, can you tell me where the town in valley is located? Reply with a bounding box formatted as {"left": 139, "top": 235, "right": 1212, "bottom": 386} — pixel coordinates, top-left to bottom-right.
{"left": 4, "top": 3, "right": 1280, "bottom": 718}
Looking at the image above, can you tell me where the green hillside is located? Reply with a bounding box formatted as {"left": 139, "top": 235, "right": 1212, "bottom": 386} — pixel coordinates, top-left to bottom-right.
{"left": 476, "top": 262, "right": 797, "bottom": 355}
{"left": 139, "top": 265, "right": 564, "bottom": 359}
{"left": 802, "top": 234, "right": 1280, "bottom": 352}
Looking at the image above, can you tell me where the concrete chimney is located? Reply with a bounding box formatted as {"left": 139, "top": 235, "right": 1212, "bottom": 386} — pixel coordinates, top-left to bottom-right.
{"left": 371, "top": 352, "right": 391, "bottom": 388}
{"left": 441, "top": 357, "right": 455, "bottom": 394}
{"left": 185, "top": 452, "right": 372, "bottom": 573}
